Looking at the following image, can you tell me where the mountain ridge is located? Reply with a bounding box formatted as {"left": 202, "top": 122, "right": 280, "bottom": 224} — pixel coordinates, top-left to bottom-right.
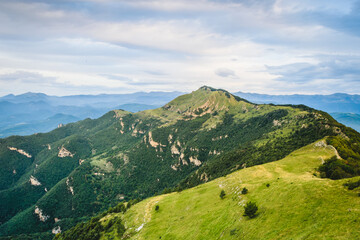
{"left": 1, "top": 89, "right": 359, "bottom": 138}
{"left": 0, "top": 87, "right": 359, "bottom": 239}
{"left": 55, "top": 140, "right": 360, "bottom": 240}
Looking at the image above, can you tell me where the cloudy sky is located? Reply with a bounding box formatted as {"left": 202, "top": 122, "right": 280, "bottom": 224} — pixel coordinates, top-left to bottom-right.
{"left": 0, "top": 0, "right": 359, "bottom": 96}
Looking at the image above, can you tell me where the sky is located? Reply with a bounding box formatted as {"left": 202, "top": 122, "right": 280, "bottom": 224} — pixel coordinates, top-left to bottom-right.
{"left": 0, "top": 0, "right": 359, "bottom": 96}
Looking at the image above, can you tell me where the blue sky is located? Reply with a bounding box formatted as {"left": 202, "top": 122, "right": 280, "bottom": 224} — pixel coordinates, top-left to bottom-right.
{"left": 0, "top": 0, "right": 359, "bottom": 96}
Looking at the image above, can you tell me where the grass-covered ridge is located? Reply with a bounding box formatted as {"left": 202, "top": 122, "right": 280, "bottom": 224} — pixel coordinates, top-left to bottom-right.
{"left": 1, "top": 86, "right": 360, "bottom": 239}
{"left": 74, "top": 140, "right": 360, "bottom": 240}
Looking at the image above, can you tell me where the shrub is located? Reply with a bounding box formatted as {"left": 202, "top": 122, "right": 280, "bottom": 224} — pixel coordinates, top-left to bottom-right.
{"left": 266, "top": 183, "right": 270, "bottom": 187}
{"left": 344, "top": 179, "right": 360, "bottom": 190}
{"left": 318, "top": 156, "right": 354, "bottom": 179}
{"left": 155, "top": 205, "right": 159, "bottom": 211}
{"left": 220, "top": 190, "right": 226, "bottom": 199}
{"left": 244, "top": 201, "right": 258, "bottom": 218}
{"left": 241, "top": 187, "right": 248, "bottom": 194}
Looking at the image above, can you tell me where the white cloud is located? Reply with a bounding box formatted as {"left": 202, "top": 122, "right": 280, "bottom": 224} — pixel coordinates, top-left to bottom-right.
{"left": 0, "top": 0, "right": 359, "bottom": 95}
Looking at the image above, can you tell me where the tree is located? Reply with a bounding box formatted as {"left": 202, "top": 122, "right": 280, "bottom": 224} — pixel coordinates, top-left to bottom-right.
{"left": 241, "top": 187, "right": 248, "bottom": 194}
{"left": 220, "top": 189, "right": 226, "bottom": 199}
{"left": 244, "top": 201, "right": 258, "bottom": 218}
{"left": 155, "top": 205, "right": 159, "bottom": 211}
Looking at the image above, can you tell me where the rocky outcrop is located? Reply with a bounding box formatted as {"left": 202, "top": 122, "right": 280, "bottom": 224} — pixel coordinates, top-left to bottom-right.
{"left": 52, "top": 226, "right": 61, "bottom": 234}
{"left": 273, "top": 119, "right": 282, "bottom": 126}
{"left": 8, "top": 147, "right": 32, "bottom": 158}
{"left": 66, "top": 178, "right": 74, "bottom": 195}
{"left": 30, "top": 175, "right": 41, "bottom": 186}
{"left": 211, "top": 135, "right": 228, "bottom": 141}
{"left": 148, "top": 132, "right": 166, "bottom": 149}
{"left": 34, "top": 206, "right": 49, "bottom": 222}
{"left": 171, "top": 144, "right": 180, "bottom": 155}
{"left": 58, "top": 146, "right": 74, "bottom": 158}
{"left": 189, "top": 156, "right": 202, "bottom": 166}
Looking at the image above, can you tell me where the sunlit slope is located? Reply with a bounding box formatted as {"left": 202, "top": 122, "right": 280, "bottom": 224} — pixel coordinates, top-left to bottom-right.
{"left": 105, "top": 140, "right": 360, "bottom": 240}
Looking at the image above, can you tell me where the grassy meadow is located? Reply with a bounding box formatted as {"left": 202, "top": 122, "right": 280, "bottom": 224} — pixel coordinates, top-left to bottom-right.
{"left": 99, "top": 140, "right": 360, "bottom": 240}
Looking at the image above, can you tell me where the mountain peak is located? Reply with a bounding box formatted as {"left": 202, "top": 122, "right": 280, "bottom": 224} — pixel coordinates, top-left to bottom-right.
{"left": 161, "top": 86, "right": 253, "bottom": 118}
{"left": 198, "top": 85, "right": 230, "bottom": 94}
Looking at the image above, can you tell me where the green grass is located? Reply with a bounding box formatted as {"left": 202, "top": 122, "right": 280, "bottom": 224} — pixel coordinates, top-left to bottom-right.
{"left": 102, "top": 140, "right": 360, "bottom": 240}
{"left": 2, "top": 86, "right": 359, "bottom": 238}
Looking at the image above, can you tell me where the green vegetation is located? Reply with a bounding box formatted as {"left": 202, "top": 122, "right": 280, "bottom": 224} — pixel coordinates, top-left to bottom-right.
{"left": 54, "top": 202, "right": 127, "bottom": 240}
{"left": 320, "top": 135, "right": 360, "bottom": 179}
{"left": 243, "top": 201, "right": 258, "bottom": 218}
{"left": 220, "top": 190, "right": 226, "bottom": 199}
{"left": 73, "top": 141, "right": 360, "bottom": 239}
{"left": 241, "top": 187, "right": 248, "bottom": 194}
{"left": 1, "top": 86, "right": 360, "bottom": 238}
{"left": 344, "top": 179, "right": 360, "bottom": 190}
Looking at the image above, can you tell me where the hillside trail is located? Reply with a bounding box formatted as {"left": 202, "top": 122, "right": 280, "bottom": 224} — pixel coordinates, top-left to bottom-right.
{"left": 143, "top": 195, "right": 164, "bottom": 223}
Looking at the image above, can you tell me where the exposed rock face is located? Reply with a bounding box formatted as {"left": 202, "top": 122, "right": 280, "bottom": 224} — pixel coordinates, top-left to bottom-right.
{"left": 171, "top": 144, "right": 180, "bottom": 155}
{"left": 212, "top": 135, "right": 228, "bottom": 141}
{"left": 66, "top": 178, "right": 74, "bottom": 195}
{"left": 58, "top": 146, "right": 74, "bottom": 158}
{"left": 148, "top": 131, "right": 159, "bottom": 148}
{"left": 8, "top": 147, "right": 32, "bottom": 158}
{"left": 315, "top": 140, "right": 326, "bottom": 148}
{"left": 34, "top": 206, "right": 49, "bottom": 222}
{"left": 209, "top": 149, "right": 220, "bottom": 155}
{"left": 189, "top": 156, "right": 202, "bottom": 166}
{"left": 94, "top": 172, "right": 104, "bottom": 176}
{"left": 79, "top": 159, "right": 85, "bottom": 165}
{"left": 52, "top": 226, "right": 61, "bottom": 234}
{"left": 200, "top": 172, "right": 208, "bottom": 182}
{"left": 123, "top": 154, "right": 129, "bottom": 164}
{"left": 273, "top": 119, "right": 282, "bottom": 126}
{"left": 180, "top": 153, "right": 188, "bottom": 165}
{"left": 30, "top": 175, "right": 41, "bottom": 186}
{"left": 57, "top": 123, "right": 64, "bottom": 128}
{"left": 168, "top": 134, "right": 173, "bottom": 143}
{"left": 148, "top": 132, "right": 166, "bottom": 148}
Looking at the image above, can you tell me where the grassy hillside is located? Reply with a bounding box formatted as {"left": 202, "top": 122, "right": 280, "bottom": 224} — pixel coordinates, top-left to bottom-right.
{"left": 1, "top": 86, "right": 360, "bottom": 239}
{"left": 63, "top": 140, "right": 360, "bottom": 240}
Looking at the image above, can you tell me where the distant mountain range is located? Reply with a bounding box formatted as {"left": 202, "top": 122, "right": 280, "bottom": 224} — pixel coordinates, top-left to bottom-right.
{"left": 0, "top": 92, "right": 184, "bottom": 138}
{"left": 233, "top": 91, "right": 360, "bottom": 114}
{"left": 233, "top": 92, "right": 360, "bottom": 132}
{"left": 0, "top": 91, "right": 359, "bottom": 138}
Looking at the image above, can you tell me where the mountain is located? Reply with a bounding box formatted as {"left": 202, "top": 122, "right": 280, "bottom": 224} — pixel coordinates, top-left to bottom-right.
{"left": 233, "top": 91, "right": 360, "bottom": 114}
{"left": 56, "top": 141, "right": 360, "bottom": 239}
{"left": 0, "top": 86, "right": 359, "bottom": 239}
{"left": 1, "top": 91, "right": 359, "bottom": 138}
{"left": 233, "top": 91, "right": 360, "bottom": 133}
{"left": 0, "top": 92, "right": 183, "bottom": 138}
{"left": 0, "top": 114, "right": 81, "bottom": 138}
{"left": 0, "top": 91, "right": 184, "bottom": 107}
{"left": 330, "top": 113, "right": 360, "bottom": 132}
